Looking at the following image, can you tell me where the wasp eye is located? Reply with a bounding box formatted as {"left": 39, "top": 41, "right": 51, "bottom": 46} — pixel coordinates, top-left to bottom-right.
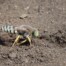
{"left": 32, "top": 30, "right": 39, "bottom": 37}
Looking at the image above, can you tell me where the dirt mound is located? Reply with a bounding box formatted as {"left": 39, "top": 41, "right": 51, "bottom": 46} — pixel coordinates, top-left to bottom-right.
{"left": 0, "top": 32, "right": 16, "bottom": 46}
{"left": 40, "top": 28, "right": 66, "bottom": 47}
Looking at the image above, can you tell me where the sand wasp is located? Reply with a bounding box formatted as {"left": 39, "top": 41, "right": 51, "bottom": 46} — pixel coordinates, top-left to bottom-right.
{"left": 1, "top": 24, "right": 39, "bottom": 46}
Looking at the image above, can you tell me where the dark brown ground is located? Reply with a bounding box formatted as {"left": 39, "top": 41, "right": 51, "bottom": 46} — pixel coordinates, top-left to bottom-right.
{"left": 0, "top": 0, "right": 66, "bottom": 66}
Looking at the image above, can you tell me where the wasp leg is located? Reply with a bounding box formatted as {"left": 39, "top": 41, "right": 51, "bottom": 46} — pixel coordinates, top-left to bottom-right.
{"left": 12, "top": 35, "right": 23, "bottom": 47}
{"left": 26, "top": 35, "right": 31, "bottom": 45}
{"left": 17, "top": 35, "right": 31, "bottom": 46}
{"left": 17, "top": 39, "right": 27, "bottom": 45}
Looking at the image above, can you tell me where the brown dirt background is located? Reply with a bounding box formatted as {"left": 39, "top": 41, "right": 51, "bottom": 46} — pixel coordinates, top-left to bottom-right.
{"left": 0, "top": 0, "right": 66, "bottom": 66}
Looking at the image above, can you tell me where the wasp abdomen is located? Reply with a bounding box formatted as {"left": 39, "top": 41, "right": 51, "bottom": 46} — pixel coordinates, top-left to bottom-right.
{"left": 1, "top": 25, "right": 16, "bottom": 34}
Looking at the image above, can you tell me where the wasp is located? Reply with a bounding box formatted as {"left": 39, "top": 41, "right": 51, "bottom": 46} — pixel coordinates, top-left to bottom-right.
{"left": 1, "top": 24, "right": 39, "bottom": 46}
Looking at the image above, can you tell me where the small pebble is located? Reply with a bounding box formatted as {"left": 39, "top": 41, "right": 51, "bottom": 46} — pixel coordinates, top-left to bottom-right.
{"left": 24, "top": 6, "right": 29, "bottom": 10}
{"left": 19, "top": 14, "right": 28, "bottom": 19}
{"left": 8, "top": 52, "right": 17, "bottom": 59}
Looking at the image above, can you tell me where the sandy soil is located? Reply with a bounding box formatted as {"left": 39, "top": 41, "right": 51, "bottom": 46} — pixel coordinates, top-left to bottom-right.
{"left": 0, "top": 0, "right": 66, "bottom": 66}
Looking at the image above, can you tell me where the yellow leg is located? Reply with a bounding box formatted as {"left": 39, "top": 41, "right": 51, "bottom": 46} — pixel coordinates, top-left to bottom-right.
{"left": 26, "top": 35, "right": 31, "bottom": 45}
{"left": 17, "top": 36, "right": 31, "bottom": 45}
{"left": 17, "top": 39, "right": 27, "bottom": 45}
{"left": 12, "top": 35, "right": 23, "bottom": 46}
{"left": 12, "top": 35, "right": 31, "bottom": 47}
